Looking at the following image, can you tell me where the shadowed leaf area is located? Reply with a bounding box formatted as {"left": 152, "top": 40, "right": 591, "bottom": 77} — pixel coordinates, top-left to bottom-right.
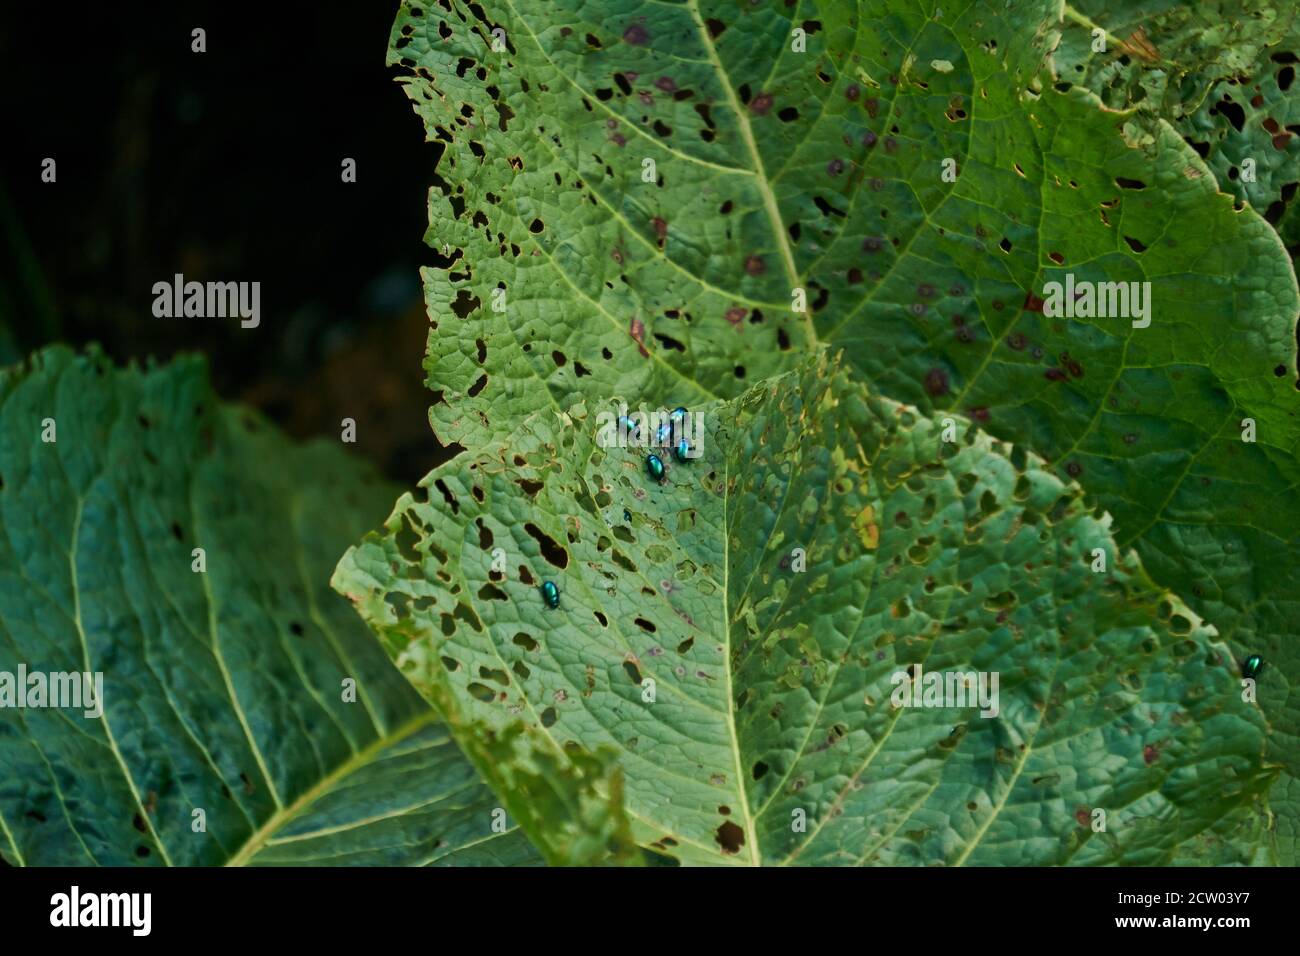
{"left": 0, "top": 346, "right": 568, "bottom": 866}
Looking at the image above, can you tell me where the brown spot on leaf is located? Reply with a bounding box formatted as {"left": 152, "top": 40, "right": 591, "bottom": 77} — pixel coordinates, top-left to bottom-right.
{"left": 629, "top": 316, "right": 649, "bottom": 357}
{"left": 1119, "top": 27, "right": 1161, "bottom": 63}
{"left": 854, "top": 505, "right": 879, "bottom": 549}
{"left": 715, "top": 820, "right": 745, "bottom": 854}
{"left": 924, "top": 367, "right": 950, "bottom": 397}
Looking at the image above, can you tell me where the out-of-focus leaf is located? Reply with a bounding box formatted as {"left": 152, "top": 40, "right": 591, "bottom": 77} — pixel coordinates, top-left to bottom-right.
{"left": 0, "top": 346, "right": 546, "bottom": 866}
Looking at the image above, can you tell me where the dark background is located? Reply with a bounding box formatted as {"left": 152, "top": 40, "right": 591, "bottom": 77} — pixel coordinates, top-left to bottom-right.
{"left": 0, "top": 1, "right": 446, "bottom": 482}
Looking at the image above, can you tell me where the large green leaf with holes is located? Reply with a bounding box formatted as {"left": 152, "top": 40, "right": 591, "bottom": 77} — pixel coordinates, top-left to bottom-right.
{"left": 1054, "top": 2, "right": 1300, "bottom": 858}
{"left": 0, "top": 346, "right": 636, "bottom": 866}
{"left": 392, "top": 0, "right": 1057, "bottom": 456}
{"left": 1180, "top": 31, "right": 1300, "bottom": 255}
{"left": 336, "top": 354, "right": 1272, "bottom": 865}
{"left": 1053, "top": 1, "right": 1297, "bottom": 118}
{"left": 389, "top": 0, "right": 1300, "bottom": 815}
{"left": 1055, "top": 1, "right": 1300, "bottom": 259}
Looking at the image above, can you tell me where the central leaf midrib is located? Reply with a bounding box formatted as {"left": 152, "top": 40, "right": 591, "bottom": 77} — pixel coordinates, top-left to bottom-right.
{"left": 685, "top": 0, "right": 815, "bottom": 349}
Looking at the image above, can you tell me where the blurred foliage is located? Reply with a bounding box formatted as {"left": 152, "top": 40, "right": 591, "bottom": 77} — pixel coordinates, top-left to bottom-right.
{"left": 0, "top": 2, "right": 449, "bottom": 482}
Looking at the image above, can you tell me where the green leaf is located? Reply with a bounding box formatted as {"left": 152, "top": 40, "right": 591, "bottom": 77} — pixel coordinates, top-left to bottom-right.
{"left": 392, "top": 0, "right": 1060, "bottom": 453}
{"left": 0, "top": 346, "right": 543, "bottom": 866}
{"left": 1053, "top": 2, "right": 1300, "bottom": 826}
{"left": 1182, "top": 37, "right": 1300, "bottom": 255}
{"left": 336, "top": 354, "right": 1271, "bottom": 864}
{"left": 1166, "top": 798, "right": 1276, "bottom": 866}
{"left": 1053, "top": 1, "right": 1297, "bottom": 118}
{"left": 1055, "top": 2, "right": 1300, "bottom": 257}
{"left": 1264, "top": 772, "right": 1300, "bottom": 864}
{"left": 390, "top": 0, "right": 1300, "bottom": 800}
